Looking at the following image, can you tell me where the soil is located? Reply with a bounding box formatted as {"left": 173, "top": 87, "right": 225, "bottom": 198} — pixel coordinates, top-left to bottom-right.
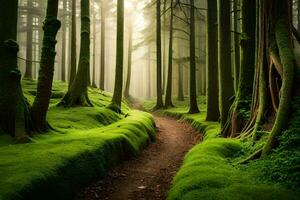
{"left": 74, "top": 115, "right": 202, "bottom": 200}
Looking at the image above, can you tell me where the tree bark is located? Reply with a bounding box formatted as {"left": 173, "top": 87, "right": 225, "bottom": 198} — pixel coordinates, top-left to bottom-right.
{"left": 61, "top": 0, "right": 67, "bottom": 82}
{"left": 218, "top": 0, "right": 235, "bottom": 128}
{"left": 0, "top": 0, "right": 31, "bottom": 140}
{"left": 99, "top": 0, "right": 106, "bottom": 91}
{"left": 165, "top": 0, "right": 174, "bottom": 108}
{"left": 154, "top": 0, "right": 164, "bottom": 109}
{"left": 124, "top": 21, "right": 132, "bottom": 99}
{"left": 59, "top": 0, "right": 92, "bottom": 107}
{"left": 188, "top": 0, "right": 200, "bottom": 114}
{"left": 206, "top": 0, "right": 220, "bottom": 121}
{"left": 24, "top": 1, "right": 33, "bottom": 79}
{"left": 221, "top": 0, "right": 256, "bottom": 137}
{"left": 233, "top": 0, "right": 240, "bottom": 92}
{"left": 69, "top": 0, "right": 77, "bottom": 87}
{"left": 109, "top": 0, "right": 124, "bottom": 111}
{"left": 30, "top": 0, "right": 61, "bottom": 132}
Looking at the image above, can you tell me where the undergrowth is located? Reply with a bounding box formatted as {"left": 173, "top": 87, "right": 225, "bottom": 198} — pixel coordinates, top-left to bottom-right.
{"left": 0, "top": 79, "right": 156, "bottom": 200}
{"left": 142, "top": 97, "right": 300, "bottom": 200}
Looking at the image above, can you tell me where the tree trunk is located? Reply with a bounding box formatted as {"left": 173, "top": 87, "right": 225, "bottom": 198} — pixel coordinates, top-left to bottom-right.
{"left": 0, "top": 0, "right": 31, "bottom": 141}
{"left": 91, "top": 6, "right": 97, "bottom": 88}
{"left": 218, "top": 0, "right": 235, "bottom": 128}
{"left": 154, "top": 0, "right": 164, "bottom": 109}
{"left": 61, "top": 0, "right": 67, "bottom": 82}
{"left": 59, "top": 0, "right": 92, "bottom": 107}
{"left": 221, "top": 0, "right": 256, "bottom": 137}
{"left": 30, "top": 0, "right": 61, "bottom": 132}
{"left": 189, "top": 0, "right": 200, "bottom": 114}
{"left": 162, "top": 0, "right": 167, "bottom": 95}
{"left": 206, "top": 0, "right": 220, "bottom": 121}
{"left": 69, "top": 0, "right": 77, "bottom": 87}
{"left": 178, "top": 63, "right": 184, "bottom": 101}
{"left": 99, "top": 0, "right": 106, "bottom": 91}
{"left": 262, "top": 0, "right": 294, "bottom": 155}
{"left": 109, "top": 0, "right": 124, "bottom": 111}
{"left": 124, "top": 22, "right": 132, "bottom": 99}
{"left": 165, "top": 0, "right": 174, "bottom": 108}
{"left": 233, "top": 0, "right": 240, "bottom": 92}
{"left": 25, "top": 1, "right": 33, "bottom": 79}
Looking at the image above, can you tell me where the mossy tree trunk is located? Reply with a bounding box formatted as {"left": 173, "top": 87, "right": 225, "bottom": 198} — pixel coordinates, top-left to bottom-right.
{"left": 69, "top": 0, "right": 77, "bottom": 87}
{"left": 262, "top": 0, "right": 295, "bottom": 155}
{"left": 237, "top": 0, "right": 296, "bottom": 155}
{"left": 109, "top": 0, "right": 124, "bottom": 111}
{"left": 30, "top": 0, "right": 61, "bottom": 132}
{"left": 25, "top": 1, "right": 33, "bottom": 79}
{"left": 221, "top": 0, "right": 256, "bottom": 137}
{"left": 206, "top": 0, "right": 220, "bottom": 121}
{"left": 124, "top": 21, "right": 132, "bottom": 99}
{"left": 99, "top": 0, "right": 106, "bottom": 91}
{"left": 165, "top": 0, "right": 174, "bottom": 108}
{"left": 188, "top": 0, "right": 199, "bottom": 114}
{"left": 154, "top": 0, "right": 164, "bottom": 109}
{"left": 91, "top": 6, "right": 97, "bottom": 88}
{"left": 59, "top": 0, "right": 92, "bottom": 107}
{"left": 0, "top": 0, "right": 31, "bottom": 141}
{"left": 218, "top": 0, "right": 235, "bottom": 128}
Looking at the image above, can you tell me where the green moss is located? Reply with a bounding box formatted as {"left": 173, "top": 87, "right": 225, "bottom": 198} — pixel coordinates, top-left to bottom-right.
{"left": 145, "top": 99, "right": 300, "bottom": 200}
{"left": 0, "top": 80, "right": 156, "bottom": 200}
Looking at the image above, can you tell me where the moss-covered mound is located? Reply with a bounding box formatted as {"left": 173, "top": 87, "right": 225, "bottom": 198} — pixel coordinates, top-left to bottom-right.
{"left": 0, "top": 80, "right": 156, "bottom": 200}
{"left": 142, "top": 98, "right": 299, "bottom": 200}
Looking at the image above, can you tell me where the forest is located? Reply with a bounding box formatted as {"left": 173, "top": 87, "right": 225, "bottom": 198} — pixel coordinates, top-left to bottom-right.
{"left": 0, "top": 0, "right": 299, "bottom": 199}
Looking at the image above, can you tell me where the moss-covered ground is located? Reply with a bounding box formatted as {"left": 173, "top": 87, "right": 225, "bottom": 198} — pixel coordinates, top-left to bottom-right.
{"left": 0, "top": 79, "right": 156, "bottom": 200}
{"left": 143, "top": 97, "right": 300, "bottom": 200}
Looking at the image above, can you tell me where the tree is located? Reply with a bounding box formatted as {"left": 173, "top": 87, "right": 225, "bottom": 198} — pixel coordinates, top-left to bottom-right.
{"left": 61, "top": 0, "right": 67, "bottom": 82}
{"left": 218, "top": 0, "right": 234, "bottom": 128}
{"left": 124, "top": 19, "right": 133, "bottom": 99}
{"left": 30, "top": 0, "right": 61, "bottom": 132}
{"left": 24, "top": 1, "right": 33, "bottom": 78}
{"left": 109, "top": 0, "right": 124, "bottom": 111}
{"left": 69, "top": 0, "right": 77, "bottom": 87}
{"left": 221, "top": 0, "right": 256, "bottom": 137}
{"left": 206, "top": 0, "right": 220, "bottom": 121}
{"left": 154, "top": 0, "right": 164, "bottom": 109}
{"left": 0, "top": 0, "right": 30, "bottom": 141}
{"left": 188, "top": 0, "right": 199, "bottom": 114}
{"left": 165, "top": 0, "right": 174, "bottom": 108}
{"left": 99, "top": 0, "right": 106, "bottom": 91}
{"left": 233, "top": 0, "right": 240, "bottom": 92}
{"left": 59, "top": 0, "right": 92, "bottom": 107}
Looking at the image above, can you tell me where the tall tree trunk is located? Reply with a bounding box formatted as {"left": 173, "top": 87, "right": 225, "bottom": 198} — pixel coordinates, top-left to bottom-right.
{"left": 218, "top": 0, "right": 235, "bottom": 128}
{"left": 221, "top": 0, "right": 256, "bottom": 137}
{"left": 189, "top": 0, "right": 200, "bottom": 114}
{"left": 30, "top": 0, "right": 61, "bottom": 132}
{"left": 124, "top": 22, "right": 132, "bottom": 99}
{"left": 206, "top": 0, "right": 220, "bottom": 121}
{"left": 61, "top": 0, "right": 67, "bottom": 82}
{"left": 0, "top": 0, "right": 30, "bottom": 140}
{"left": 154, "top": 0, "right": 164, "bottom": 109}
{"left": 165, "top": 0, "right": 174, "bottom": 108}
{"left": 162, "top": 0, "right": 167, "bottom": 95}
{"left": 91, "top": 6, "right": 97, "bottom": 88}
{"left": 69, "top": 0, "right": 77, "bottom": 87}
{"left": 233, "top": 0, "right": 240, "bottom": 92}
{"left": 109, "top": 0, "right": 124, "bottom": 111}
{"left": 25, "top": 1, "right": 33, "bottom": 78}
{"left": 59, "top": 0, "right": 92, "bottom": 107}
{"left": 99, "top": 0, "right": 106, "bottom": 91}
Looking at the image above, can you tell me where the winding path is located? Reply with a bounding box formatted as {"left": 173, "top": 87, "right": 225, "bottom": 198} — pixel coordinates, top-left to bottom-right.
{"left": 74, "top": 116, "right": 202, "bottom": 200}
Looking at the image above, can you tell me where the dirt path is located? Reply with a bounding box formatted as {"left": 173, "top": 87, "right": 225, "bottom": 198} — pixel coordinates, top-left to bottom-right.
{"left": 74, "top": 116, "right": 202, "bottom": 200}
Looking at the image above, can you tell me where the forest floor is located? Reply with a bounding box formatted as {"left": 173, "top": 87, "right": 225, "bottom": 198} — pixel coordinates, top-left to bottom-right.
{"left": 74, "top": 115, "right": 202, "bottom": 200}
